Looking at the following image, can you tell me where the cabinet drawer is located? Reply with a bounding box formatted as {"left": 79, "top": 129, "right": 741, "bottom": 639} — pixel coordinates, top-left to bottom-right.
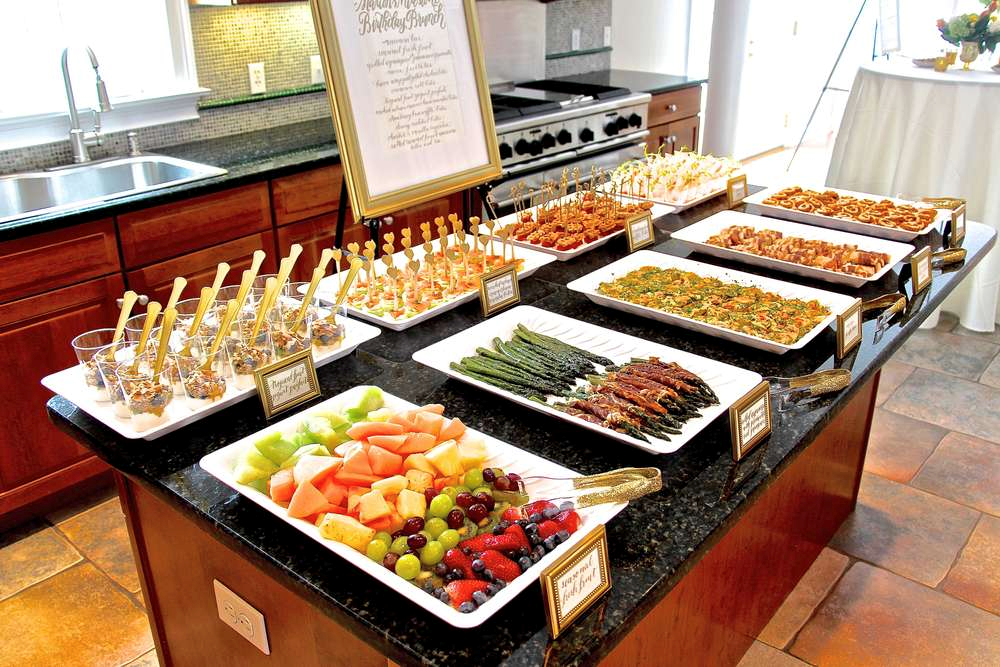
{"left": 118, "top": 183, "right": 271, "bottom": 268}
{"left": 647, "top": 86, "right": 702, "bottom": 128}
{"left": 272, "top": 165, "right": 345, "bottom": 227}
{"left": 276, "top": 214, "right": 356, "bottom": 282}
{"left": 126, "top": 231, "right": 277, "bottom": 305}
{"left": 0, "top": 219, "right": 119, "bottom": 303}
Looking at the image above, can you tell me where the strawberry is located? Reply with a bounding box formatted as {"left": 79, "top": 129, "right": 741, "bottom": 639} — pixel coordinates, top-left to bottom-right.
{"left": 479, "top": 550, "right": 520, "bottom": 583}
{"left": 522, "top": 500, "right": 557, "bottom": 517}
{"left": 445, "top": 580, "right": 489, "bottom": 609}
{"left": 555, "top": 509, "right": 581, "bottom": 534}
{"left": 444, "top": 548, "right": 474, "bottom": 578}
{"left": 461, "top": 532, "right": 521, "bottom": 553}
{"left": 503, "top": 524, "right": 530, "bottom": 550}
{"left": 501, "top": 506, "right": 522, "bottom": 523}
{"left": 537, "top": 520, "right": 561, "bottom": 540}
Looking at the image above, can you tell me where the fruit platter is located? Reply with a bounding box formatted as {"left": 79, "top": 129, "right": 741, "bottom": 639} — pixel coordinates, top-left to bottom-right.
{"left": 566, "top": 251, "right": 858, "bottom": 354}
{"left": 199, "top": 385, "right": 626, "bottom": 627}
{"left": 310, "top": 219, "right": 554, "bottom": 331}
{"left": 671, "top": 210, "right": 915, "bottom": 288}
{"left": 607, "top": 150, "right": 743, "bottom": 211}
{"left": 412, "top": 306, "right": 762, "bottom": 455}
{"left": 743, "top": 186, "right": 949, "bottom": 242}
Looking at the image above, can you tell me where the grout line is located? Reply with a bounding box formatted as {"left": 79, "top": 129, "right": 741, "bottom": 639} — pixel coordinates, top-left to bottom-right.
{"left": 783, "top": 554, "right": 856, "bottom": 659}
{"left": 935, "top": 512, "right": 983, "bottom": 594}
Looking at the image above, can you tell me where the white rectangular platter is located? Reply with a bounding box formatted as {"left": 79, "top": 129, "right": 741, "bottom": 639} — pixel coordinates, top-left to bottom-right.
{"left": 566, "top": 250, "right": 858, "bottom": 354}
{"left": 311, "top": 232, "right": 555, "bottom": 331}
{"left": 412, "top": 306, "right": 762, "bottom": 455}
{"left": 600, "top": 177, "right": 733, "bottom": 212}
{"left": 671, "top": 210, "right": 915, "bottom": 288}
{"left": 492, "top": 191, "right": 675, "bottom": 261}
{"left": 743, "top": 185, "right": 948, "bottom": 242}
{"left": 41, "top": 316, "right": 381, "bottom": 441}
{"left": 199, "top": 385, "right": 626, "bottom": 628}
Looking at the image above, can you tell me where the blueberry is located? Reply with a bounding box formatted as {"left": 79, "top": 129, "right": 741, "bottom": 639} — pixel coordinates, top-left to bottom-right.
{"left": 486, "top": 583, "right": 499, "bottom": 596}
{"left": 493, "top": 525, "right": 505, "bottom": 536}
{"left": 516, "top": 519, "right": 529, "bottom": 528}
{"left": 494, "top": 579, "right": 506, "bottom": 589}
{"left": 528, "top": 513, "right": 543, "bottom": 523}
{"left": 471, "top": 558, "right": 485, "bottom": 573}
{"left": 530, "top": 551, "right": 541, "bottom": 563}
{"left": 543, "top": 536, "right": 557, "bottom": 551}
{"left": 498, "top": 520, "right": 510, "bottom": 531}
{"left": 472, "top": 591, "right": 488, "bottom": 606}
{"left": 534, "top": 545, "right": 547, "bottom": 559}
{"left": 462, "top": 546, "right": 473, "bottom": 556}
{"left": 433, "top": 587, "right": 445, "bottom": 597}
{"left": 517, "top": 547, "right": 530, "bottom": 558}
{"left": 433, "top": 562, "right": 448, "bottom": 576}
{"left": 459, "top": 601, "right": 476, "bottom": 613}
{"left": 483, "top": 568, "right": 495, "bottom": 582}
{"left": 438, "top": 591, "right": 450, "bottom": 603}
{"left": 524, "top": 523, "right": 539, "bottom": 535}
{"left": 422, "top": 581, "right": 436, "bottom": 593}
{"left": 451, "top": 568, "right": 464, "bottom": 578}
{"left": 556, "top": 530, "right": 570, "bottom": 542}
{"left": 529, "top": 534, "right": 542, "bottom": 546}
{"left": 559, "top": 501, "right": 575, "bottom": 512}
{"left": 542, "top": 506, "right": 560, "bottom": 519}
{"left": 445, "top": 571, "right": 461, "bottom": 582}
{"left": 518, "top": 556, "right": 532, "bottom": 572}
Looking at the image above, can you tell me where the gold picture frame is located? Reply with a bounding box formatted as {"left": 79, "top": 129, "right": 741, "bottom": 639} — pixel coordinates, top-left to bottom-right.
{"left": 624, "top": 211, "right": 655, "bottom": 252}
{"left": 310, "top": 0, "right": 502, "bottom": 219}
{"left": 253, "top": 349, "right": 321, "bottom": 419}
{"left": 836, "top": 298, "right": 863, "bottom": 358}
{"left": 478, "top": 263, "right": 520, "bottom": 317}
{"left": 726, "top": 173, "right": 748, "bottom": 208}
{"left": 729, "top": 380, "right": 772, "bottom": 462}
{"left": 909, "top": 246, "right": 932, "bottom": 295}
{"left": 540, "top": 525, "right": 612, "bottom": 639}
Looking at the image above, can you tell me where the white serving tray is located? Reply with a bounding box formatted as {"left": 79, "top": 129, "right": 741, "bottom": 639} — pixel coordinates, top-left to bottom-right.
{"left": 566, "top": 251, "right": 858, "bottom": 354}
{"left": 412, "top": 306, "right": 762, "bottom": 455}
{"left": 743, "top": 185, "right": 948, "bottom": 242}
{"left": 199, "top": 385, "right": 626, "bottom": 628}
{"left": 41, "top": 317, "right": 381, "bottom": 441}
{"left": 491, "top": 191, "right": 675, "bottom": 261}
{"left": 600, "top": 176, "right": 733, "bottom": 212}
{"left": 311, "top": 233, "right": 555, "bottom": 331}
{"left": 671, "top": 210, "right": 915, "bottom": 288}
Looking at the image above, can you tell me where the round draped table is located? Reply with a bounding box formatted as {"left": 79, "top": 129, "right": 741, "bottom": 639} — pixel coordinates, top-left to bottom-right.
{"left": 827, "top": 59, "right": 1000, "bottom": 331}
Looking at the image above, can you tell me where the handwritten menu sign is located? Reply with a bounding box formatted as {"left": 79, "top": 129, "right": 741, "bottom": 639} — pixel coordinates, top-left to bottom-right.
{"left": 478, "top": 264, "right": 520, "bottom": 316}
{"left": 837, "top": 298, "right": 863, "bottom": 358}
{"left": 910, "top": 246, "right": 932, "bottom": 295}
{"left": 950, "top": 203, "right": 966, "bottom": 248}
{"left": 253, "top": 349, "right": 321, "bottom": 419}
{"left": 729, "top": 380, "right": 771, "bottom": 462}
{"left": 313, "top": 0, "right": 501, "bottom": 218}
{"left": 727, "top": 173, "right": 748, "bottom": 208}
{"left": 540, "top": 525, "right": 611, "bottom": 638}
{"left": 625, "top": 211, "right": 655, "bottom": 252}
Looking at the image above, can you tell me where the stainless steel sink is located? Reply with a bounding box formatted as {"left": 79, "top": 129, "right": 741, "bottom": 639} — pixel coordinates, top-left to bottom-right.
{"left": 0, "top": 155, "right": 227, "bottom": 225}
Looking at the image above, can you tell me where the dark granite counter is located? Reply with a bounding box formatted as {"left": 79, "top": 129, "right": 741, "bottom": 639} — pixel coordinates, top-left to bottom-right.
{"left": 0, "top": 118, "right": 339, "bottom": 242}
{"left": 552, "top": 69, "right": 707, "bottom": 96}
{"left": 47, "top": 191, "right": 995, "bottom": 666}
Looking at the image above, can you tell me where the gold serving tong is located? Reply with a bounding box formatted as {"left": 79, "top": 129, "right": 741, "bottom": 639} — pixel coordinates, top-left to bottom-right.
{"left": 766, "top": 368, "right": 851, "bottom": 411}
{"left": 932, "top": 247, "right": 966, "bottom": 267}
{"left": 521, "top": 467, "right": 662, "bottom": 508}
{"left": 863, "top": 292, "right": 907, "bottom": 330}
{"left": 920, "top": 196, "right": 965, "bottom": 210}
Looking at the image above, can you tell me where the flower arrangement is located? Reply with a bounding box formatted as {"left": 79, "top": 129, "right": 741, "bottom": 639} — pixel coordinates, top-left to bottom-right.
{"left": 938, "top": 2, "right": 1000, "bottom": 53}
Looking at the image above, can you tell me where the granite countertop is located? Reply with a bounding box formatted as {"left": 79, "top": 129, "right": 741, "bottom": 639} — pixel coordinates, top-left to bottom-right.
{"left": 552, "top": 69, "right": 707, "bottom": 96}
{"left": 0, "top": 118, "right": 340, "bottom": 242}
{"left": 47, "top": 189, "right": 996, "bottom": 665}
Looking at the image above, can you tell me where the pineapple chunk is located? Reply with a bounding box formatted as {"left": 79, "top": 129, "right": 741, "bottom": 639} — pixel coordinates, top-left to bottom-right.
{"left": 458, "top": 437, "right": 488, "bottom": 469}
{"left": 403, "top": 453, "right": 436, "bottom": 475}
{"left": 425, "top": 439, "right": 463, "bottom": 477}
{"left": 318, "top": 513, "right": 375, "bottom": 552}
{"left": 357, "top": 489, "right": 392, "bottom": 524}
{"left": 405, "top": 469, "right": 434, "bottom": 493}
{"left": 396, "top": 488, "right": 427, "bottom": 520}
{"left": 371, "top": 474, "right": 408, "bottom": 496}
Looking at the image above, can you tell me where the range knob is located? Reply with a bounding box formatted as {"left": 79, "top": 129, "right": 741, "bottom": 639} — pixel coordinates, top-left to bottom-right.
{"left": 557, "top": 129, "right": 572, "bottom": 145}
{"left": 514, "top": 139, "right": 530, "bottom": 155}
{"left": 529, "top": 140, "right": 543, "bottom": 156}
{"left": 579, "top": 127, "right": 594, "bottom": 143}
{"left": 628, "top": 113, "right": 643, "bottom": 128}
{"left": 499, "top": 142, "right": 513, "bottom": 160}
{"left": 616, "top": 116, "right": 629, "bottom": 131}
{"left": 604, "top": 121, "right": 620, "bottom": 136}
{"left": 541, "top": 133, "right": 556, "bottom": 149}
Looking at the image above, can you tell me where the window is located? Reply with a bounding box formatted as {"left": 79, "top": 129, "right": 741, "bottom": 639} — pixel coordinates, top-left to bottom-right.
{"left": 0, "top": 0, "right": 206, "bottom": 150}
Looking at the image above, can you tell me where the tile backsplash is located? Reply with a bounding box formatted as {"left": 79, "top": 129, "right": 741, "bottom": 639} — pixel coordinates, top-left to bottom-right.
{"left": 545, "top": 0, "right": 612, "bottom": 77}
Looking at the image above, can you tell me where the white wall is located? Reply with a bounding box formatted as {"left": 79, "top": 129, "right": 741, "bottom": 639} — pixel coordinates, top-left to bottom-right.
{"left": 610, "top": 0, "right": 689, "bottom": 73}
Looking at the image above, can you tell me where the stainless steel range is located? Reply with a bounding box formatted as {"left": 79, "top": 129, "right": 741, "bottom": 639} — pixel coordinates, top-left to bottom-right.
{"left": 486, "top": 79, "right": 651, "bottom": 212}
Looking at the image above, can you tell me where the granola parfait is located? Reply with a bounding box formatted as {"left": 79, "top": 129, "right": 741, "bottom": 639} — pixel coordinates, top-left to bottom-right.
{"left": 174, "top": 297, "right": 218, "bottom": 340}
{"left": 71, "top": 328, "right": 117, "bottom": 402}
{"left": 225, "top": 320, "right": 274, "bottom": 391}
{"left": 116, "top": 354, "right": 173, "bottom": 432}
{"left": 175, "top": 337, "right": 228, "bottom": 411}
{"left": 95, "top": 343, "right": 137, "bottom": 420}
{"left": 312, "top": 305, "right": 347, "bottom": 352}
{"left": 269, "top": 295, "right": 313, "bottom": 360}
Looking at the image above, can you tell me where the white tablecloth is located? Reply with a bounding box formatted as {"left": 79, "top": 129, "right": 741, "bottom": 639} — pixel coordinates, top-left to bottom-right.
{"left": 827, "top": 60, "right": 1000, "bottom": 331}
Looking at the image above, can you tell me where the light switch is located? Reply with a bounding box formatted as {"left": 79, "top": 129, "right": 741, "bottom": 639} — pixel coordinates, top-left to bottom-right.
{"left": 310, "top": 55, "right": 324, "bottom": 85}
{"left": 604, "top": 26, "right": 612, "bottom": 47}
{"left": 248, "top": 62, "right": 266, "bottom": 95}
{"left": 213, "top": 579, "right": 270, "bottom": 655}
{"left": 571, "top": 29, "right": 581, "bottom": 52}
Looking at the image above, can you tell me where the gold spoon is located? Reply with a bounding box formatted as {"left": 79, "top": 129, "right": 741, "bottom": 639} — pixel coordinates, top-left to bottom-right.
{"left": 329, "top": 257, "right": 364, "bottom": 322}
{"left": 207, "top": 262, "right": 230, "bottom": 303}
{"left": 164, "top": 277, "right": 187, "bottom": 314}
{"left": 130, "top": 301, "right": 162, "bottom": 373}
{"left": 249, "top": 277, "right": 277, "bottom": 343}
{"left": 151, "top": 308, "right": 176, "bottom": 384}
{"left": 202, "top": 300, "right": 239, "bottom": 372}
{"left": 235, "top": 250, "right": 266, "bottom": 312}
{"left": 289, "top": 265, "right": 326, "bottom": 335}
{"left": 105, "top": 290, "right": 138, "bottom": 360}
{"left": 180, "top": 286, "right": 216, "bottom": 355}
{"left": 274, "top": 244, "right": 303, "bottom": 295}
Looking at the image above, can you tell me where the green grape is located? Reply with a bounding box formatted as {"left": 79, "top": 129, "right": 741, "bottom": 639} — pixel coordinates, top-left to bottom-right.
{"left": 372, "top": 531, "right": 392, "bottom": 547}
{"left": 440, "top": 486, "right": 458, "bottom": 501}
{"left": 455, "top": 485, "right": 472, "bottom": 496}
{"left": 472, "top": 486, "right": 492, "bottom": 497}
{"left": 366, "top": 539, "right": 389, "bottom": 562}
{"left": 428, "top": 493, "right": 454, "bottom": 518}
{"left": 425, "top": 517, "right": 448, "bottom": 538}
{"left": 394, "top": 554, "right": 421, "bottom": 580}
{"left": 390, "top": 536, "right": 409, "bottom": 555}
{"left": 462, "top": 468, "right": 484, "bottom": 490}
{"left": 438, "top": 529, "right": 460, "bottom": 550}
{"left": 419, "top": 540, "right": 445, "bottom": 566}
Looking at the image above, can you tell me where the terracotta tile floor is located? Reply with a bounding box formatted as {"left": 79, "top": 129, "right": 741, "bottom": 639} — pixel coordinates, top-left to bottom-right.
{"left": 2, "top": 324, "right": 999, "bottom": 666}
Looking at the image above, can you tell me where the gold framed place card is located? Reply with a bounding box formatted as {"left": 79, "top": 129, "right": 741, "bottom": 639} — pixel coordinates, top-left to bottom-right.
{"left": 624, "top": 211, "right": 655, "bottom": 252}
{"left": 836, "top": 298, "right": 863, "bottom": 358}
{"left": 950, "top": 203, "right": 966, "bottom": 248}
{"left": 310, "top": 0, "right": 502, "bottom": 219}
{"left": 726, "top": 173, "right": 748, "bottom": 208}
{"left": 540, "top": 525, "right": 611, "bottom": 639}
{"left": 478, "top": 264, "right": 520, "bottom": 317}
{"left": 909, "top": 246, "right": 932, "bottom": 295}
{"left": 253, "top": 349, "right": 321, "bottom": 419}
{"left": 729, "top": 380, "right": 771, "bottom": 462}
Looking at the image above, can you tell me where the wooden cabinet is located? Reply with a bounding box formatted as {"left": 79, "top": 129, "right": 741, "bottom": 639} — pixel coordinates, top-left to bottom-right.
{"left": 645, "top": 86, "right": 703, "bottom": 155}
{"left": 272, "top": 165, "right": 345, "bottom": 227}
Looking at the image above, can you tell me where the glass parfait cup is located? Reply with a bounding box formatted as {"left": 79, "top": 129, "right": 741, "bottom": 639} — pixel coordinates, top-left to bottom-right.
{"left": 311, "top": 304, "right": 347, "bottom": 354}
{"left": 95, "top": 342, "right": 137, "bottom": 420}
{"left": 174, "top": 297, "right": 218, "bottom": 341}
{"left": 269, "top": 298, "right": 313, "bottom": 360}
{"left": 116, "top": 352, "right": 173, "bottom": 432}
{"left": 174, "top": 336, "right": 229, "bottom": 411}
{"left": 124, "top": 312, "right": 162, "bottom": 342}
{"left": 225, "top": 314, "right": 274, "bottom": 391}
{"left": 71, "top": 328, "right": 117, "bottom": 402}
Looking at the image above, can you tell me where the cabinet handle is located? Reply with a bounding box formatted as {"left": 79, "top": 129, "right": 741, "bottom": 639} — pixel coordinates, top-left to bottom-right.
{"left": 667, "top": 104, "right": 678, "bottom": 112}
{"left": 669, "top": 135, "right": 677, "bottom": 144}
{"left": 117, "top": 294, "right": 149, "bottom": 308}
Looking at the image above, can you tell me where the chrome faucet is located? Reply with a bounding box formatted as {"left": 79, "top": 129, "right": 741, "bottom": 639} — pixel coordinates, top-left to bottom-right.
{"left": 61, "top": 46, "right": 113, "bottom": 163}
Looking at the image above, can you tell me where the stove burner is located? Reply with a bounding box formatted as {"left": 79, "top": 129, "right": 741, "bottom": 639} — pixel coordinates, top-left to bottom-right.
{"left": 490, "top": 94, "right": 561, "bottom": 118}
{"left": 517, "top": 80, "right": 630, "bottom": 100}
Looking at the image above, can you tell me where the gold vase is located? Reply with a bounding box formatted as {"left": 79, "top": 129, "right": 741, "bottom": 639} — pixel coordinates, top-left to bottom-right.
{"left": 960, "top": 40, "right": 980, "bottom": 70}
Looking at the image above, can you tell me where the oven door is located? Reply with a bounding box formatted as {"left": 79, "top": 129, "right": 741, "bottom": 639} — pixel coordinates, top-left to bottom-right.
{"left": 487, "top": 130, "right": 648, "bottom": 215}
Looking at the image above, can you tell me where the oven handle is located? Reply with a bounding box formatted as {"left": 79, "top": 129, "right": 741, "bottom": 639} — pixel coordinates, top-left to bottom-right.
{"left": 573, "top": 130, "right": 650, "bottom": 159}
{"left": 503, "top": 150, "right": 581, "bottom": 177}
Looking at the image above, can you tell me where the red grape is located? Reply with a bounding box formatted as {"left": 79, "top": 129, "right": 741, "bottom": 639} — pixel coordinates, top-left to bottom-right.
{"left": 403, "top": 517, "right": 425, "bottom": 535}
{"left": 493, "top": 475, "right": 512, "bottom": 491}
{"left": 407, "top": 534, "right": 427, "bottom": 550}
{"left": 467, "top": 503, "right": 489, "bottom": 523}
{"left": 446, "top": 508, "right": 465, "bottom": 529}
{"left": 455, "top": 492, "right": 475, "bottom": 509}
{"left": 474, "top": 492, "right": 495, "bottom": 511}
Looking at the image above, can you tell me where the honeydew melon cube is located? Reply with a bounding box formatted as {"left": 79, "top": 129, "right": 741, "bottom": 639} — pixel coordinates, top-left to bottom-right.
{"left": 254, "top": 431, "right": 300, "bottom": 466}
{"left": 279, "top": 444, "right": 331, "bottom": 470}
{"left": 344, "top": 386, "right": 384, "bottom": 422}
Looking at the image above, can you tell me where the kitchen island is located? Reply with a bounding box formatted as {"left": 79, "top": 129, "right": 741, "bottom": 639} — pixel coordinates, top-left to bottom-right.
{"left": 48, "top": 192, "right": 995, "bottom": 666}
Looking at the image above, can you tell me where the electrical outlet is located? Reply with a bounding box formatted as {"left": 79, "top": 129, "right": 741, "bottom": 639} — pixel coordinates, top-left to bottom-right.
{"left": 310, "top": 55, "right": 324, "bottom": 85}
{"left": 571, "top": 28, "right": 581, "bottom": 52}
{"left": 604, "top": 26, "right": 612, "bottom": 47}
{"left": 248, "top": 62, "right": 266, "bottom": 95}
{"left": 214, "top": 580, "right": 270, "bottom": 655}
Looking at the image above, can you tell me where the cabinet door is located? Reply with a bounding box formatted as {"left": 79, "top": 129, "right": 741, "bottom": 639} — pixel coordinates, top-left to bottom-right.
{"left": 272, "top": 165, "right": 346, "bottom": 227}
{"left": 126, "top": 232, "right": 278, "bottom": 304}
{"left": 0, "top": 275, "right": 124, "bottom": 491}
{"left": 668, "top": 115, "right": 700, "bottom": 154}
{"left": 386, "top": 193, "right": 465, "bottom": 244}
{"left": 646, "top": 124, "right": 675, "bottom": 155}
{"left": 646, "top": 86, "right": 702, "bottom": 128}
